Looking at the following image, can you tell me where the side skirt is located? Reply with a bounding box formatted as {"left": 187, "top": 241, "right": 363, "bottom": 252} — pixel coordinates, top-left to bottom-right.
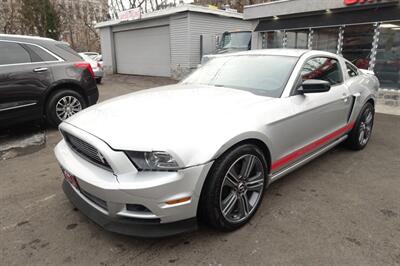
{"left": 268, "top": 135, "right": 348, "bottom": 184}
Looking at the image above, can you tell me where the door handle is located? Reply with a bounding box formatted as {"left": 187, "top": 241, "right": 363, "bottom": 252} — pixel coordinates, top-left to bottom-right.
{"left": 33, "top": 67, "right": 48, "bottom": 73}
{"left": 341, "top": 95, "right": 349, "bottom": 103}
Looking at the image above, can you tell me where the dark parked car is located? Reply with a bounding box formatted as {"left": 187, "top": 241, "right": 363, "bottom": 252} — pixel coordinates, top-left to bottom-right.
{"left": 0, "top": 34, "right": 99, "bottom": 127}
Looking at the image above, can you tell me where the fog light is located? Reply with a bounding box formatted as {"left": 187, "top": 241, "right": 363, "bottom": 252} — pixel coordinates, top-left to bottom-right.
{"left": 126, "top": 204, "right": 151, "bottom": 213}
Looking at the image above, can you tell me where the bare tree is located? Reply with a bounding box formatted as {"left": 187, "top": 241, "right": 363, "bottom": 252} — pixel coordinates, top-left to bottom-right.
{"left": 55, "top": 0, "right": 109, "bottom": 51}
{"left": 1, "top": 0, "right": 21, "bottom": 34}
{"left": 108, "top": 0, "right": 177, "bottom": 19}
{"left": 19, "top": 0, "right": 60, "bottom": 39}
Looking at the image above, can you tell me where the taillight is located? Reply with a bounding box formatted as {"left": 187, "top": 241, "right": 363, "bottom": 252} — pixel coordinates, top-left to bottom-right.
{"left": 74, "top": 62, "right": 95, "bottom": 78}
{"left": 97, "top": 62, "right": 101, "bottom": 68}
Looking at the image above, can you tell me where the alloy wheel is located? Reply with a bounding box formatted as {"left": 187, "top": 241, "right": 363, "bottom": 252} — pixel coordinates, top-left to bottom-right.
{"left": 56, "top": 96, "right": 82, "bottom": 121}
{"left": 358, "top": 108, "right": 373, "bottom": 146}
{"left": 219, "top": 154, "right": 265, "bottom": 223}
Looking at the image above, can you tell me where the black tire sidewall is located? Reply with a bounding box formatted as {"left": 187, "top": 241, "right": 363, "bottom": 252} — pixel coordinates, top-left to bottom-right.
{"left": 46, "top": 89, "right": 86, "bottom": 127}
{"left": 348, "top": 102, "right": 375, "bottom": 150}
{"left": 199, "top": 144, "right": 268, "bottom": 231}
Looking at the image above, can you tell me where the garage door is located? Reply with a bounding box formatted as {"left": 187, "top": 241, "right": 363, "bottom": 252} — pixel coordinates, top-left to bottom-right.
{"left": 114, "top": 26, "right": 171, "bottom": 77}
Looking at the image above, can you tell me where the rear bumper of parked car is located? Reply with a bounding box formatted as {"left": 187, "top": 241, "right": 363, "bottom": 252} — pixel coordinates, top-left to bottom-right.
{"left": 93, "top": 69, "right": 103, "bottom": 79}
{"left": 54, "top": 123, "right": 213, "bottom": 237}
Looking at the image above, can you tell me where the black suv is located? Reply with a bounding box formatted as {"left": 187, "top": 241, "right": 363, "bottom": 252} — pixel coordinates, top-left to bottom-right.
{"left": 0, "top": 34, "right": 99, "bottom": 127}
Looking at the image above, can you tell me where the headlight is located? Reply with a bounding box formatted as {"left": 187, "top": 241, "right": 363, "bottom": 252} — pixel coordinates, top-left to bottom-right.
{"left": 125, "top": 151, "right": 180, "bottom": 171}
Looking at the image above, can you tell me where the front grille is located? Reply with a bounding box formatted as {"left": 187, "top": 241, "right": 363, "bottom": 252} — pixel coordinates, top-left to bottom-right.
{"left": 62, "top": 131, "right": 112, "bottom": 171}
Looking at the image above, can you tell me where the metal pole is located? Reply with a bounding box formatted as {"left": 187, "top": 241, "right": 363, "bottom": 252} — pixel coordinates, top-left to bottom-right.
{"left": 262, "top": 32, "right": 266, "bottom": 49}
{"left": 308, "top": 28, "right": 314, "bottom": 50}
{"left": 337, "top": 26, "right": 344, "bottom": 55}
{"left": 200, "top": 35, "right": 203, "bottom": 61}
{"left": 283, "top": 30, "right": 287, "bottom": 48}
{"left": 369, "top": 22, "right": 381, "bottom": 71}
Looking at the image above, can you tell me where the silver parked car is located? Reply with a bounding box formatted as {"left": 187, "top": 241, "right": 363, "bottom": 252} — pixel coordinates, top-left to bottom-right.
{"left": 79, "top": 53, "right": 103, "bottom": 84}
{"left": 55, "top": 49, "right": 378, "bottom": 237}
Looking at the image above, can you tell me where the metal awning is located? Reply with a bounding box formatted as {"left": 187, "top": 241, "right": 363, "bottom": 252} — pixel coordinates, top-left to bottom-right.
{"left": 254, "top": 5, "right": 400, "bottom": 32}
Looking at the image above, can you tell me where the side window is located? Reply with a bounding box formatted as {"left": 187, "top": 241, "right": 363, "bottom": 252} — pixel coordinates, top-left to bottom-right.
{"left": 346, "top": 62, "right": 359, "bottom": 78}
{"left": 301, "top": 57, "right": 343, "bottom": 86}
{"left": 0, "top": 41, "right": 31, "bottom": 65}
{"left": 25, "top": 44, "right": 58, "bottom": 62}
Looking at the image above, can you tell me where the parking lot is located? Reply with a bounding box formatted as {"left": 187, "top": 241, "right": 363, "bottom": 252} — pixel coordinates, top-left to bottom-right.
{"left": 1, "top": 75, "right": 400, "bottom": 265}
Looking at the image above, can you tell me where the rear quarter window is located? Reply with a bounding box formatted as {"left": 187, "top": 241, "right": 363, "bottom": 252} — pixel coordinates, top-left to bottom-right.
{"left": 25, "top": 44, "right": 58, "bottom": 62}
{"left": 345, "top": 62, "right": 359, "bottom": 77}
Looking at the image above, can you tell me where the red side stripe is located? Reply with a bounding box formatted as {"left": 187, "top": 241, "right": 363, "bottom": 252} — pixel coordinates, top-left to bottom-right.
{"left": 271, "top": 122, "right": 355, "bottom": 171}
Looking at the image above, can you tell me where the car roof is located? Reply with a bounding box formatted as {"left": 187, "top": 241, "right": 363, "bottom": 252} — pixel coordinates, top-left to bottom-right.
{"left": 0, "top": 34, "right": 81, "bottom": 62}
{"left": 234, "top": 49, "right": 309, "bottom": 57}
{"left": 0, "top": 34, "right": 57, "bottom": 45}
{"left": 211, "top": 49, "right": 339, "bottom": 58}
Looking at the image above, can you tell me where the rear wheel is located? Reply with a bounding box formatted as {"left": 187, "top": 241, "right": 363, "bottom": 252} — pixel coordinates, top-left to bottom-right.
{"left": 199, "top": 144, "right": 267, "bottom": 231}
{"left": 45, "top": 89, "right": 86, "bottom": 127}
{"left": 346, "top": 102, "right": 374, "bottom": 150}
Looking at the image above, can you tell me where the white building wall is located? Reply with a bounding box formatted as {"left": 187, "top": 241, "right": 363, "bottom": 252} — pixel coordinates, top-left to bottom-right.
{"left": 170, "top": 13, "right": 190, "bottom": 79}
{"left": 99, "top": 27, "right": 115, "bottom": 75}
{"left": 98, "top": 10, "right": 252, "bottom": 79}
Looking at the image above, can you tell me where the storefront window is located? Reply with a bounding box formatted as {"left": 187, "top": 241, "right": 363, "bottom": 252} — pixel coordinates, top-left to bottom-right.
{"left": 286, "top": 30, "right": 309, "bottom": 49}
{"left": 375, "top": 22, "right": 400, "bottom": 90}
{"left": 342, "top": 24, "right": 375, "bottom": 69}
{"left": 313, "top": 27, "right": 339, "bottom": 54}
{"left": 264, "top": 31, "right": 284, "bottom": 48}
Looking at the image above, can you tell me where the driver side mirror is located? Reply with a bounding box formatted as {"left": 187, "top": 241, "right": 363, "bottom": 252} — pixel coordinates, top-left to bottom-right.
{"left": 297, "top": 79, "right": 331, "bottom": 94}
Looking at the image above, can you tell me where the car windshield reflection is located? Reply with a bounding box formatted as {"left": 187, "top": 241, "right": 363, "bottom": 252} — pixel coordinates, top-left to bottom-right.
{"left": 182, "top": 55, "right": 298, "bottom": 98}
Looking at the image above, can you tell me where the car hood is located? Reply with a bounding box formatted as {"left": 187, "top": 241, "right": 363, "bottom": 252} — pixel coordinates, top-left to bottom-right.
{"left": 65, "top": 84, "right": 274, "bottom": 166}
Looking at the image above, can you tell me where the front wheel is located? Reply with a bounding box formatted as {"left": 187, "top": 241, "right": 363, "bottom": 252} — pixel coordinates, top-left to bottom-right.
{"left": 346, "top": 102, "right": 375, "bottom": 150}
{"left": 45, "top": 89, "right": 86, "bottom": 127}
{"left": 199, "top": 144, "right": 267, "bottom": 231}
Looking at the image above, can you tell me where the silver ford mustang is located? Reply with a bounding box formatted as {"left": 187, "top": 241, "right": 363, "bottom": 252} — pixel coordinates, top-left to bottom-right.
{"left": 55, "top": 49, "right": 379, "bottom": 237}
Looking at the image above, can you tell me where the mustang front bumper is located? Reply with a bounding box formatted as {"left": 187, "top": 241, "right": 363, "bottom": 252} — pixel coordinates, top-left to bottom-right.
{"left": 62, "top": 180, "right": 198, "bottom": 238}
{"left": 55, "top": 123, "right": 213, "bottom": 238}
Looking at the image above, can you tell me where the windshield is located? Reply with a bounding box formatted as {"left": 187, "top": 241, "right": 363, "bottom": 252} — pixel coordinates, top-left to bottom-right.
{"left": 182, "top": 55, "right": 298, "bottom": 98}
{"left": 220, "top": 32, "right": 251, "bottom": 49}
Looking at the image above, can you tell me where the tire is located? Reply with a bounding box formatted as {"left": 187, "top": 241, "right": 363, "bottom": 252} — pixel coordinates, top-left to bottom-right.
{"left": 198, "top": 144, "right": 268, "bottom": 231}
{"left": 45, "top": 89, "right": 86, "bottom": 127}
{"left": 96, "top": 78, "right": 102, "bottom": 84}
{"left": 345, "top": 102, "right": 375, "bottom": 150}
